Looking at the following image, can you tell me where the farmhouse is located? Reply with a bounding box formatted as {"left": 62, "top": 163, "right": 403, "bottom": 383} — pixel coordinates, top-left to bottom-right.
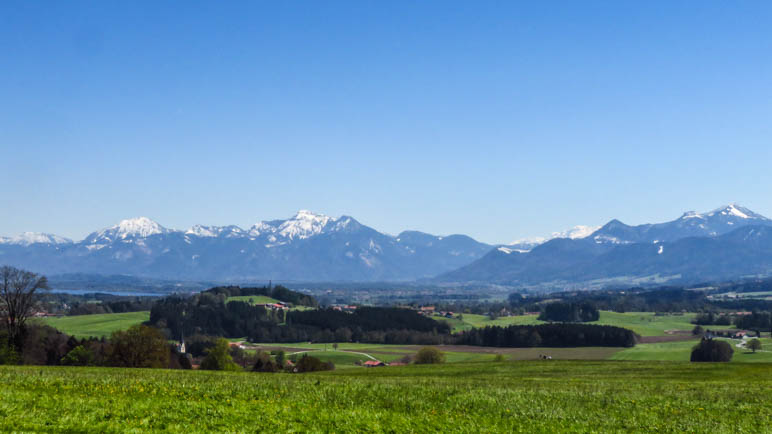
{"left": 331, "top": 305, "right": 358, "bottom": 313}
{"left": 418, "top": 306, "right": 435, "bottom": 316}
{"left": 363, "top": 360, "right": 385, "bottom": 367}
{"left": 259, "top": 303, "right": 288, "bottom": 311}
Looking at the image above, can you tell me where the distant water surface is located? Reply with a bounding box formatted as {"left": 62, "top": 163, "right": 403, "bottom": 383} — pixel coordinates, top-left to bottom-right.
{"left": 49, "top": 289, "right": 166, "bottom": 297}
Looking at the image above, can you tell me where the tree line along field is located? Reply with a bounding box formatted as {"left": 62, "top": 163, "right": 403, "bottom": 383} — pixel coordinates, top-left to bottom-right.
{"left": 437, "top": 311, "right": 738, "bottom": 336}
{"left": 1, "top": 361, "right": 769, "bottom": 432}
{"left": 36, "top": 309, "right": 739, "bottom": 340}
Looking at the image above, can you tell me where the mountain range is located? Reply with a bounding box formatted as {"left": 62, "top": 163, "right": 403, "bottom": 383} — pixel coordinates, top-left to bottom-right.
{"left": 0, "top": 211, "right": 491, "bottom": 282}
{"left": 439, "top": 204, "right": 772, "bottom": 287}
{"left": 2, "top": 204, "right": 772, "bottom": 287}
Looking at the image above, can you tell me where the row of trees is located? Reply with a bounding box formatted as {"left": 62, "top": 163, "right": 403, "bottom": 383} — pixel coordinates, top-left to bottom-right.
{"left": 67, "top": 298, "right": 155, "bottom": 316}
{"left": 510, "top": 288, "right": 712, "bottom": 313}
{"left": 249, "top": 325, "right": 449, "bottom": 346}
{"left": 538, "top": 302, "right": 600, "bottom": 322}
{"left": 733, "top": 312, "right": 772, "bottom": 332}
{"left": 288, "top": 307, "right": 449, "bottom": 333}
{"left": 692, "top": 312, "right": 733, "bottom": 325}
{"left": 456, "top": 324, "right": 638, "bottom": 348}
{"left": 0, "top": 322, "right": 190, "bottom": 369}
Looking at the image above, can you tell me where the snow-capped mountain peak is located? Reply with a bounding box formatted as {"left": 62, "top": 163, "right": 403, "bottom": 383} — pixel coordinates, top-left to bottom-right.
{"left": 706, "top": 203, "right": 766, "bottom": 220}
{"left": 86, "top": 217, "right": 169, "bottom": 244}
{"left": 0, "top": 232, "right": 73, "bottom": 246}
{"left": 112, "top": 217, "right": 168, "bottom": 239}
{"left": 248, "top": 210, "right": 335, "bottom": 240}
{"left": 679, "top": 204, "right": 767, "bottom": 221}
{"left": 278, "top": 210, "right": 333, "bottom": 240}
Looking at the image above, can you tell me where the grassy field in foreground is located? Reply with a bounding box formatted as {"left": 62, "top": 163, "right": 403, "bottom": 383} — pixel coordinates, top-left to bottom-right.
{"left": 437, "top": 311, "right": 737, "bottom": 336}
{"left": 38, "top": 311, "right": 150, "bottom": 338}
{"left": 1, "top": 361, "right": 770, "bottom": 432}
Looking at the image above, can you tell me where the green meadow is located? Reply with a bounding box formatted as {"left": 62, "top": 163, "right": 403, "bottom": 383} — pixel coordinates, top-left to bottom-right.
{"left": 225, "top": 295, "right": 281, "bottom": 305}
{"left": 1, "top": 361, "right": 770, "bottom": 432}
{"left": 38, "top": 311, "right": 150, "bottom": 338}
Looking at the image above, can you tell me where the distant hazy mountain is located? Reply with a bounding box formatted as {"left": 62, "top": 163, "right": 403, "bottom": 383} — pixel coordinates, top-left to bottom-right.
{"left": 438, "top": 204, "right": 772, "bottom": 287}
{"left": 506, "top": 225, "right": 600, "bottom": 252}
{"left": 590, "top": 204, "right": 771, "bottom": 244}
{"left": 0, "top": 211, "right": 492, "bottom": 282}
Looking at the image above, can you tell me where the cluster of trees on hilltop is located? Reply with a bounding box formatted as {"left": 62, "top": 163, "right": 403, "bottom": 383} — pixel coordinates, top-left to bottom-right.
{"left": 456, "top": 324, "right": 637, "bottom": 348}
{"left": 149, "top": 292, "right": 283, "bottom": 339}
{"left": 538, "top": 302, "right": 600, "bottom": 322}
{"left": 149, "top": 295, "right": 452, "bottom": 345}
{"left": 204, "top": 285, "right": 318, "bottom": 307}
{"left": 288, "top": 307, "right": 445, "bottom": 333}
{"left": 249, "top": 307, "right": 450, "bottom": 345}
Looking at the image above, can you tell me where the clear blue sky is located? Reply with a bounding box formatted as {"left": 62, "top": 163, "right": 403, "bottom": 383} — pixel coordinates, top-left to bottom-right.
{"left": 2, "top": 1, "right": 771, "bottom": 244}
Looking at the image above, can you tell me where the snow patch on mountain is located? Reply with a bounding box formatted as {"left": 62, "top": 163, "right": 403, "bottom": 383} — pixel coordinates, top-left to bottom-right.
{"left": 186, "top": 225, "right": 219, "bottom": 238}
{"left": 0, "top": 232, "right": 73, "bottom": 246}
{"left": 186, "top": 225, "right": 245, "bottom": 238}
{"left": 509, "top": 225, "right": 600, "bottom": 250}
{"left": 684, "top": 204, "right": 768, "bottom": 221}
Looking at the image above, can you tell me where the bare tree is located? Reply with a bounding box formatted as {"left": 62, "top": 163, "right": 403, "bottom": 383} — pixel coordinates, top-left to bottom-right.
{"left": 0, "top": 266, "right": 49, "bottom": 350}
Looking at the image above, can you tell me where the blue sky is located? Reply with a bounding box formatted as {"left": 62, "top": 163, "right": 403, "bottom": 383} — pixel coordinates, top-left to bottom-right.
{"left": 2, "top": 1, "right": 772, "bottom": 244}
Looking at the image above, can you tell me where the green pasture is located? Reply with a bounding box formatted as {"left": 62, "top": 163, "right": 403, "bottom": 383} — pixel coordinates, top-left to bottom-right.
{"left": 1, "top": 361, "right": 770, "bottom": 432}
{"left": 247, "top": 342, "right": 621, "bottom": 366}
{"left": 38, "top": 311, "right": 150, "bottom": 338}
{"left": 226, "top": 295, "right": 281, "bottom": 305}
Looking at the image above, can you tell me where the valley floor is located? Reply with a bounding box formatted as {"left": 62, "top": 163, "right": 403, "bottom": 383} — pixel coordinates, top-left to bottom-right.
{"left": 1, "top": 361, "right": 769, "bottom": 432}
